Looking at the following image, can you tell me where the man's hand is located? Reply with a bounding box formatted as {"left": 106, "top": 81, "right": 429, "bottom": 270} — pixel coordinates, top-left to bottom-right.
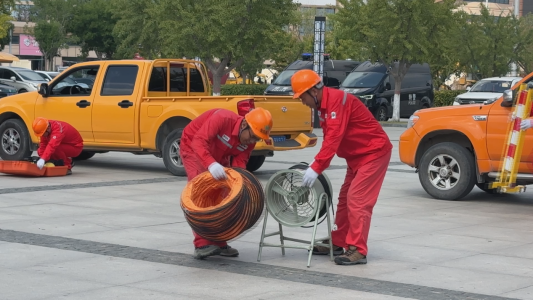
{"left": 520, "top": 119, "right": 533, "bottom": 131}
{"left": 302, "top": 167, "right": 319, "bottom": 187}
{"left": 36, "top": 158, "right": 45, "bottom": 170}
{"left": 208, "top": 162, "right": 227, "bottom": 180}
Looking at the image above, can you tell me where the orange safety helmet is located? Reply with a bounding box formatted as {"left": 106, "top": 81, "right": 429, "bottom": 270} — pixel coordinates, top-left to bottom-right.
{"left": 32, "top": 117, "right": 49, "bottom": 137}
{"left": 245, "top": 108, "right": 273, "bottom": 140}
{"left": 291, "top": 69, "right": 322, "bottom": 99}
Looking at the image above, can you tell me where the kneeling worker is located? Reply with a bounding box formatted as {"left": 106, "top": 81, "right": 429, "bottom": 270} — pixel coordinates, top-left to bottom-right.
{"left": 180, "top": 107, "right": 273, "bottom": 259}
{"left": 32, "top": 117, "right": 84, "bottom": 175}
{"left": 291, "top": 70, "right": 392, "bottom": 266}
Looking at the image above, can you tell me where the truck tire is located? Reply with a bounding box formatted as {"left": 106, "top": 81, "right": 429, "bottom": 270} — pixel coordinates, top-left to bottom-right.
{"left": 476, "top": 183, "right": 497, "bottom": 194}
{"left": 74, "top": 151, "right": 96, "bottom": 161}
{"left": 418, "top": 142, "right": 476, "bottom": 200}
{"left": 162, "top": 128, "right": 186, "bottom": 176}
{"left": 246, "top": 155, "right": 266, "bottom": 172}
{"left": 0, "top": 118, "right": 32, "bottom": 161}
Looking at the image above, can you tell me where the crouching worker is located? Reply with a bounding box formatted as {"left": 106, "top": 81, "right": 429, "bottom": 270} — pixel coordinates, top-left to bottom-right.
{"left": 180, "top": 107, "right": 273, "bottom": 259}
{"left": 32, "top": 117, "right": 84, "bottom": 175}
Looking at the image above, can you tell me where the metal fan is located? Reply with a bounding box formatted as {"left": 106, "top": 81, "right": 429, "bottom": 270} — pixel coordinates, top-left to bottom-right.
{"left": 258, "top": 167, "right": 334, "bottom": 268}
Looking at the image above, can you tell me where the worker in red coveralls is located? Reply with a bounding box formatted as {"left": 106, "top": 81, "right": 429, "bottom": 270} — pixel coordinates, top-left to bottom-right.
{"left": 180, "top": 107, "right": 273, "bottom": 260}
{"left": 291, "top": 70, "right": 393, "bottom": 265}
{"left": 32, "top": 117, "right": 84, "bottom": 175}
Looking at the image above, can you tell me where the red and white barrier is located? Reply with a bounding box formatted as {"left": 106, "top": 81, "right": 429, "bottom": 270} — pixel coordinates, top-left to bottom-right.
{"left": 504, "top": 90, "right": 528, "bottom": 172}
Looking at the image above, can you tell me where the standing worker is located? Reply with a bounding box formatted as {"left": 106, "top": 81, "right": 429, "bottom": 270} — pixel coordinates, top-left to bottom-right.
{"left": 32, "top": 117, "right": 84, "bottom": 175}
{"left": 291, "top": 70, "right": 392, "bottom": 266}
{"left": 180, "top": 107, "right": 273, "bottom": 260}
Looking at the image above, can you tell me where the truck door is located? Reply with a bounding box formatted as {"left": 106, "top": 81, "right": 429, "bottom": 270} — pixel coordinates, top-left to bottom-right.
{"left": 91, "top": 63, "right": 144, "bottom": 144}
{"left": 34, "top": 65, "right": 101, "bottom": 142}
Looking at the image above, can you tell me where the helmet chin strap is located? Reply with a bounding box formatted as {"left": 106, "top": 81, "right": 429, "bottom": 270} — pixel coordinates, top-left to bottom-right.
{"left": 307, "top": 90, "right": 319, "bottom": 109}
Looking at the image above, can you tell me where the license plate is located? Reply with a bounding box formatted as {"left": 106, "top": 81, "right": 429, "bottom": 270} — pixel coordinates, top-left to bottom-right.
{"left": 272, "top": 136, "right": 286, "bottom": 142}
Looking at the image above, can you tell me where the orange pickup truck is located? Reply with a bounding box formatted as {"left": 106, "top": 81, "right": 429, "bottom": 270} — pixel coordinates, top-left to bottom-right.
{"left": 0, "top": 59, "right": 317, "bottom": 175}
{"left": 399, "top": 73, "right": 533, "bottom": 200}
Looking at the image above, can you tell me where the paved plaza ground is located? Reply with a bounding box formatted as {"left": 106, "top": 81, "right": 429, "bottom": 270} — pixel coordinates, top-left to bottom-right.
{"left": 0, "top": 127, "right": 532, "bottom": 300}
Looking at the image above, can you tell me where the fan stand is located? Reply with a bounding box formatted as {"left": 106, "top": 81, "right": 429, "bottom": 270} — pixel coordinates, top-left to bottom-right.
{"left": 257, "top": 192, "right": 333, "bottom": 268}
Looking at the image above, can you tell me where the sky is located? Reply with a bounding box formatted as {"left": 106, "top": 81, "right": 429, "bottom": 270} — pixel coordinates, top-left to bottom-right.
{"left": 294, "top": 0, "right": 337, "bottom": 5}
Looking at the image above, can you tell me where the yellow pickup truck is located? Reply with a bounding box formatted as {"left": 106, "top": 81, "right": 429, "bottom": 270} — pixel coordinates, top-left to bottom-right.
{"left": 0, "top": 59, "right": 317, "bottom": 175}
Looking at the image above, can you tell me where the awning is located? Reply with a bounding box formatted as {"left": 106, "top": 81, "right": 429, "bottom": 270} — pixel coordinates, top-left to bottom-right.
{"left": 0, "top": 52, "right": 20, "bottom": 63}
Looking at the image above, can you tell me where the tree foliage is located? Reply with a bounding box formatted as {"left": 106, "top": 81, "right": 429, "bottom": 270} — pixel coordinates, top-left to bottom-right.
{"left": 0, "top": 0, "right": 14, "bottom": 43}
{"left": 67, "top": 0, "right": 118, "bottom": 59}
{"left": 121, "top": 0, "right": 296, "bottom": 94}
{"left": 332, "top": 0, "right": 457, "bottom": 121}
{"left": 24, "top": 0, "right": 77, "bottom": 71}
{"left": 512, "top": 13, "right": 533, "bottom": 75}
{"left": 454, "top": 5, "right": 517, "bottom": 80}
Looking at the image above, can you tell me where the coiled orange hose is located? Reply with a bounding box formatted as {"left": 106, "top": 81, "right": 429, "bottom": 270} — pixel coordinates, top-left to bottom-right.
{"left": 180, "top": 167, "right": 265, "bottom": 242}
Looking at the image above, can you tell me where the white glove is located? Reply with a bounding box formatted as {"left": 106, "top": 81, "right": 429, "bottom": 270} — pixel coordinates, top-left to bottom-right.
{"left": 208, "top": 162, "right": 227, "bottom": 180}
{"left": 302, "top": 167, "right": 319, "bottom": 187}
{"left": 36, "top": 158, "right": 45, "bottom": 170}
{"left": 520, "top": 119, "right": 533, "bottom": 130}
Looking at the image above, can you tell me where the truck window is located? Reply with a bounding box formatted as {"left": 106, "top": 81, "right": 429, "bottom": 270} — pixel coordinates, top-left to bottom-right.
{"left": 148, "top": 66, "right": 205, "bottom": 93}
{"left": 101, "top": 65, "right": 138, "bottom": 96}
{"left": 50, "top": 66, "right": 100, "bottom": 96}
{"left": 189, "top": 68, "right": 205, "bottom": 92}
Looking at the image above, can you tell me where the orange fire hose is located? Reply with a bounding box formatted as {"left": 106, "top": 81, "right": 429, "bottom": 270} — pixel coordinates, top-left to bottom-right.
{"left": 180, "top": 167, "right": 265, "bottom": 242}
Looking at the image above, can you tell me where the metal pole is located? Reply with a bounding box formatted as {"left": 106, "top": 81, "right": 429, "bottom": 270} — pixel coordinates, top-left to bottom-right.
{"left": 510, "top": 0, "right": 520, "bottom": 76}
{"left": 312, "top": 16, "right": 326, "bottom": 129}
{"left": 8, "top": 28, "right": 12, "bottom": 67}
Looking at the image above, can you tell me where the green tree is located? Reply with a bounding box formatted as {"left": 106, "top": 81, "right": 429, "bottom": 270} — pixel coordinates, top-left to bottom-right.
{"left": 152, "top": 0, "right": 298, "bottom": 95}
{"left": 66, "top": 0, "right": 118, "bottom": 59}
{"left": 111, "top": 0, "right": 168, "bottom": 60}
{"left": 332, "top": 0, "right": 457, "bottom": 121}
{"left": 454, "top": 6, "right": 516, "bottom": 80}
{"left": 512, "top": 13, "right": 533, "bottom": 75}
{"left": 0, "top": 0, "right": 14, "bottom": 44}
{"left": 24, "top": 0, "right": 77, "bottom": 71}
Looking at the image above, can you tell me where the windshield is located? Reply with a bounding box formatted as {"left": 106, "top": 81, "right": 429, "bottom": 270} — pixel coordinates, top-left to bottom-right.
{"left": 18, "top": 70, "right": 46, "bottom": 81}
{"left": 470, "top": 80, "right": 512, "bottom": 93}
{"left": 341, "top": 72, "right": 384, "bottom": 88}
{"left": 272, "top": 70, "right": 298, "bottom": 86}
{"left": 37, "top": 73, "right": 49, "bottom": 81}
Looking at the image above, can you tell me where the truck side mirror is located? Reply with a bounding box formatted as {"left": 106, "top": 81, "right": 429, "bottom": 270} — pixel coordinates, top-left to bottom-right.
{"left": 385, "top": 82, "right": 391, "bottom": 91}
{"left": 38, "top": 83, "right": 49, "bottom": 97}
{"left": 466, "top": 86, "right": 471, "bottom": 91}
{"left": 501, "top": 89, "right": 513, "bottom": 107}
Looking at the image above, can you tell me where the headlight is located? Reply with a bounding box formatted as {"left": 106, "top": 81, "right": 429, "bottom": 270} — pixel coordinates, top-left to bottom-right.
{"left": 483, "top": 96, "right": 500, "bottom": 105}
{"left": 407, "top": 114, "right": 419, "bottom": 128}
{"left": 453, "top": 97, "right": 460, "bottom": 106}
{"left": 359, "top": 95, "right": 373, "bottom": 105}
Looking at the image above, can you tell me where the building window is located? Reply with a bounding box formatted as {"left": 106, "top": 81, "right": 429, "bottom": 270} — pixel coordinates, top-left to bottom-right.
{"left": 11, "top": 35, "right": 19, "bottom": 44}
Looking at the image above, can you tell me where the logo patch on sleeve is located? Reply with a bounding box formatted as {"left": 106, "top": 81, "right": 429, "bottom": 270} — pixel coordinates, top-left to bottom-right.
{"left": 222, "top": 134, "right": 230, "bottom": 142}
{"left": 52, "top": 136, "right": 56, "bottom": 139}
{"left": 331, "top": 112, "right": 337, "bottom": 119}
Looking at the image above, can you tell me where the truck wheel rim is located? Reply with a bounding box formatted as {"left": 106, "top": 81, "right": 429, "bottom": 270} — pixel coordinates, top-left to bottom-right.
{"left": 1, "top": 128, "right": 21, "bottom": 155}
{"left": 169, "top": 140, "right": 183, "bottom": 167}
{"left": 428, "top": 154, "right": 461, "bottom": 190}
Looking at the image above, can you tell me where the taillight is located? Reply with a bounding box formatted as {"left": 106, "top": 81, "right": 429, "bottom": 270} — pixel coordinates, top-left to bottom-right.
{"left": 237, "top": 99, "right": 255, "bottom": 116}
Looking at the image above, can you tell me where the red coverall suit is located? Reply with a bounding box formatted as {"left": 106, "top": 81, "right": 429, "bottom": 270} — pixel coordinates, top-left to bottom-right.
{"left": 180, "top": 108, "right": 255, "bottom": 248}
{"left": 37, "top": 120, "right": 84, "bottom": 169}
{"left": 310, "top": 87, "right": 393, "bottom": 256}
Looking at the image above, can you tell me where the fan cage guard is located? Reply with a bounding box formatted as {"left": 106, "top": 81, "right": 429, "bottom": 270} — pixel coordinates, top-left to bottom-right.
{"left": 264, "top": 169, "right": 326, "bottom": 227}
{"left": 258, "top": 166, "right": 334, "bottom": 268}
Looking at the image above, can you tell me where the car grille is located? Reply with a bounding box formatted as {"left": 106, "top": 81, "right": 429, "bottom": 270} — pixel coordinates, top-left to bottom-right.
{"left": 457, "top": 98, "right": 486, "bottom": 104}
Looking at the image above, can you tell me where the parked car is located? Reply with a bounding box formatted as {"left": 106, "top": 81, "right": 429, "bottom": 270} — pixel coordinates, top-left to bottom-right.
{"left": 340, "top": 61, "right": 434, "bottom": 121}
{"left": 263, "top": 54, "right": 360, "bottom": 96}
{"left": 35, "top": 71, "right": 90, "bottom": 89}
{"left": 0, "top": 67, "right": 48, "bottom": 93}
{"left": 453, "top": 76, "right": 523, "bottom": 106}
{"left": 0, "top": 83, "right": 17, "bottom": 98}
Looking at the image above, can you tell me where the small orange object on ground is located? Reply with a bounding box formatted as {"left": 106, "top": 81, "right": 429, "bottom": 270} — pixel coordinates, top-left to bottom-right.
{"left": 0, "top": 161, "right": 68, "bottom": 177}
